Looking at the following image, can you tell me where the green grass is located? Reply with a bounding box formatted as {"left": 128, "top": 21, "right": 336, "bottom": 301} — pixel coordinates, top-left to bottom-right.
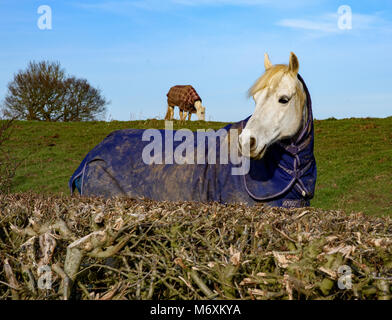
{"left": 3, "top": 117, "right": 392, "bottom": 216}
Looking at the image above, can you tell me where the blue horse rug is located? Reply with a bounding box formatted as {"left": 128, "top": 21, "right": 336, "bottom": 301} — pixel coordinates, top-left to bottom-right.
{"left": 69, "top": 75, "right": 317, "bottom": 208}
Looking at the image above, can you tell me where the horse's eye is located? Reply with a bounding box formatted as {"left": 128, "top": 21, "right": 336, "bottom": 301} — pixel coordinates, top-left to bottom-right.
{"left": 279, "top": 96, "right": 290, "bottom": 104}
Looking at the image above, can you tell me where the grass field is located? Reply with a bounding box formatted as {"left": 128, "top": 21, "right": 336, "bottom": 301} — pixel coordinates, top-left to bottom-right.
{"left": 3, "top": 117, "right": 392, "bottom": 216}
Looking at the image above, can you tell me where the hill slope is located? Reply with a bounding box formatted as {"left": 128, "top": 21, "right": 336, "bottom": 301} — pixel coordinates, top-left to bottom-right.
{"left": 4, "top": 117, "right": 392, "bottom": 215}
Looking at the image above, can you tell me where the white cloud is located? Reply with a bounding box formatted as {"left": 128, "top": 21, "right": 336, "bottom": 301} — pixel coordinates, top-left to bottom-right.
{"left": 277, "top": 12, "right": 392, "bottom": 35}
{"left": 278, "top": 18, "right": 338, "bottom": 33}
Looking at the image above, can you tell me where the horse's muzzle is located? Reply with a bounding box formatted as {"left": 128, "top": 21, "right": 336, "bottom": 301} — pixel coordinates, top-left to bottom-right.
{"left": 238, "top": 133, "right": 267, "bottom": 159}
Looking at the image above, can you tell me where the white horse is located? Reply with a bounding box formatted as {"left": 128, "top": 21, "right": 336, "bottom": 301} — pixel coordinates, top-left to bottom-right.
{"left": 71, "top": 51, "right": 316, "bottom": 208}
{"left": 238, "top": 52, "right": 307, "bottom": 160}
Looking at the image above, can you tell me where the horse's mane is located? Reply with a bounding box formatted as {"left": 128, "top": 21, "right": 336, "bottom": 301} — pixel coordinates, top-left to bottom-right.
{"left": 248, "top": 64, "right": 295, "bottom": 98}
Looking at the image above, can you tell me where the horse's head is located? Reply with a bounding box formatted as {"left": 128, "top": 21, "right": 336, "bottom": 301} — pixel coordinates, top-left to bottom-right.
{"left": 239, "top": 52, "right": 306, "bottom": 159}
{"left": 195, "top": 101, "right": 206, "bottom": 121}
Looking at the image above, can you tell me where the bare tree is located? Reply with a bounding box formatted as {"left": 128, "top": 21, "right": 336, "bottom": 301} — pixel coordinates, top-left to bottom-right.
{"left": 2, "top": 61, "right": 108, "bottom": 122}
{"left": 63, "top": 77, "right": 107, "bottom": 122}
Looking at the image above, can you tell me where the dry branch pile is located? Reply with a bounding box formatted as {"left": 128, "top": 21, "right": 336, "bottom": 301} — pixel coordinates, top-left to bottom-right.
{"left": 0, "top": 193, "right": 391, "bottom": 300}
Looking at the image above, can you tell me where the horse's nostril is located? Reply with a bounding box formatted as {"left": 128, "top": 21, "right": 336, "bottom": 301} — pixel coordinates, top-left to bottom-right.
{"left": 250, "top": 137, "right": 256, "bottom": 149}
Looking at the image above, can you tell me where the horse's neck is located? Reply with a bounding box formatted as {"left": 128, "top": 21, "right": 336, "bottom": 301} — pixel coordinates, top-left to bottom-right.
{"left": 292, "top": 96, "right": 308, "bottom": 143}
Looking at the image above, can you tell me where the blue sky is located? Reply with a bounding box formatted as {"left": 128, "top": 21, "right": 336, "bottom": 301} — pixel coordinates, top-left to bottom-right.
{"left": 1, "top": 0, "right": 391, "bottom": 121}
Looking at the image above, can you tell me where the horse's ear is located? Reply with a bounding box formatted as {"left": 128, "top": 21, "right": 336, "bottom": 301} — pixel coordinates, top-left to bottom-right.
{"left": 264, "top": 53, "right": 272, "bottom": 70}
{"left": 289, "top": 52, "right": 299, "bottom": 74}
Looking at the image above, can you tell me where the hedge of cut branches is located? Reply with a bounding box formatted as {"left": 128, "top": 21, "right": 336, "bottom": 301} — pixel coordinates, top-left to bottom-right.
{"left": 0, "top": 193, "right": 391, "bottom": 300}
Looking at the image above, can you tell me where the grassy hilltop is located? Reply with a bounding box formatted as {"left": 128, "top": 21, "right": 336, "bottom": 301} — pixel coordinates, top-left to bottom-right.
{"left": 4, "top": 117, "right": 392, "bottom": 216}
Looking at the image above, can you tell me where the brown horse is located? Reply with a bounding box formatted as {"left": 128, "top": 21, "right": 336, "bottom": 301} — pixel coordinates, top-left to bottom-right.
{"left": 165, "top": 85, "right": 206, "bottom": 121}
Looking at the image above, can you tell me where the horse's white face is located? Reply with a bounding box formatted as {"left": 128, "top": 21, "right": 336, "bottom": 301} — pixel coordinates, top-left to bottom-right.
{"left": 195, "top": 101, "right": 206, "bottom": 121}
{"left": 239, "top": 52, "right": 305, "bottom": 159}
